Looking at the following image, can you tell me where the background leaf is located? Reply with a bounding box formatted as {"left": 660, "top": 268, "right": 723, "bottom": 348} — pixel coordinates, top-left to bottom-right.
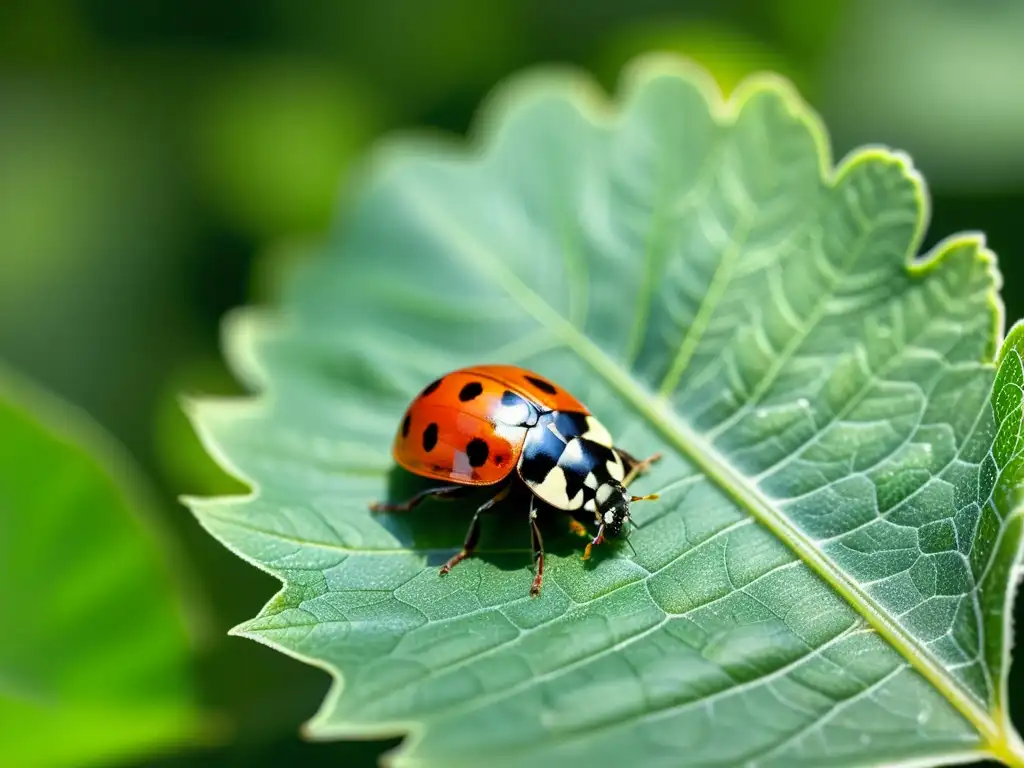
{"left": 821, "top": 0, "right": 1024, "bottom": 191}
{"left": 188, "top": 55, "right": 1024, "bottom": 767}
{"left": 0, "top": 365, "right": 204, "bottom": 767}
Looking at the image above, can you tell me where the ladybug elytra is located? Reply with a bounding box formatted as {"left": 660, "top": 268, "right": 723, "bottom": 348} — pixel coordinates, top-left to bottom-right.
{"left": 370, "top": 365, "right": 660, "bottom": 597}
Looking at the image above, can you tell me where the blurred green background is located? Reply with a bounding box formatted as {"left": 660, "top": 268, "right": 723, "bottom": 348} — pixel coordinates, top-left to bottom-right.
{"left": 1, "top": 1, "right": 1021, "bottom": 766}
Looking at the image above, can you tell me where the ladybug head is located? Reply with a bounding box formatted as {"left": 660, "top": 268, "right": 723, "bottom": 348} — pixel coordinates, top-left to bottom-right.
{"left": 598, "top": 485, "right": 630, "bottom": 537}
{"left": 596, "top": 483, "right": 659, "bottom": 538}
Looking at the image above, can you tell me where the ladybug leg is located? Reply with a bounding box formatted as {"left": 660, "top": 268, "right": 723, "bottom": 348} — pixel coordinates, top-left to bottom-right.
{"left": 369, "top": 484, "right": 469, "bottom": 513}
{"left": 529, "top": 498, "right": 546, "bottom": 597}
{"left": 619, "top": 450, "right": 663, "bottom": 487}
{"left": 439, "top": 483, "right": 511, "bottom": 576}
{"left": 582, "top": 523, "right": 606, "bottom": 561}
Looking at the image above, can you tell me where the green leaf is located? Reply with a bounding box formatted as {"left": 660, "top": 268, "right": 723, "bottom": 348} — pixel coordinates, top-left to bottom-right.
{"left": 187, "top": 54, "right": 1024, "bottom": 767}
{"left": 0, "top": 365, "right": 204, "bottom": 767}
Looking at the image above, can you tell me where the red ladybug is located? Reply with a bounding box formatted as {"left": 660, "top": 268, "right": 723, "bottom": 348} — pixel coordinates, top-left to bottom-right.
{"left": 370, "top": 365, "right": 660, "bottom": 596}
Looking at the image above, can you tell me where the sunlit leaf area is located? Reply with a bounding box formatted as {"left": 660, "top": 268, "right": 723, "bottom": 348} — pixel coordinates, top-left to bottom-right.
{"left": 3, "top": 3, "right": 1024, "bottom": 767}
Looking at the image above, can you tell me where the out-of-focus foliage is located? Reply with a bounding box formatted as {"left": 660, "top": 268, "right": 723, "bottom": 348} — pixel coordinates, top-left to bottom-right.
{"left": 0, "top": 366, "right": 203, "bottom": 768}
{"left": 153, "top": 358, "right": 248, "bottom": 499}
{"left": 821, "top": 0, "right": 1024, "bottom": 190}
{"left": 596, "top": 18, "right": 802, "bottom": 96}
{"left": 0, "top": 71, "right": 197, "bottom": 452}
{"left": 189, "top": 57, "right": 380, "bottom": 240}
{"left": 263, "top": 0, "right": 527, "bottom": 110}
{"left": 0, "top": 1, "right": 1022, "bottom": 767}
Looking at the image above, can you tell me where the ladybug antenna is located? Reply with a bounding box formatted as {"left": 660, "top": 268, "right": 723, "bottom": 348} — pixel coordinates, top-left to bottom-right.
{"left": 629, "top": 493, "right": 659, "bottom": 503}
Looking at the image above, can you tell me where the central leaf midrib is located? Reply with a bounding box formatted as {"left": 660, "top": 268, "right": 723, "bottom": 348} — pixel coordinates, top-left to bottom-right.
{"left": 562, "top": 322, "right": 998, "bottom": 741}
{"left": 406, "top": 185, "right": 1002, "bottom": 747}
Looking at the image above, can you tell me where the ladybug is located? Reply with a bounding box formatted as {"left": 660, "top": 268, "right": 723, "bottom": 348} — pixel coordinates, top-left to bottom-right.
{"left": 370, "top": 364, "right": 660, "bottom": 597}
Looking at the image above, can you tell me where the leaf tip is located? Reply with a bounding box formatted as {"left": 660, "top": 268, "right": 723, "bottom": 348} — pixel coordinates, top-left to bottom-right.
{"left": 225, "top": 621, "right": 254, "bottom": 640}
{"left": 220, "top": 306, "right": 279, "bottom": 392}
{"left": 908, "top": 228, "right": 1005, "bottom": 360}
{"left": 732, "top": 69, "right": 834, "bottom": 184}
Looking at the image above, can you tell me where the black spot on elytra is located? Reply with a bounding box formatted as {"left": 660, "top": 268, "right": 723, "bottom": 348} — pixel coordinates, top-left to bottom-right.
{"left": 421, "top": 378, "right": 443, "bottom": 397}
{"left": 526, "top": 375, "right": 557, "bottom": 395}
{"left": 459, "top": 381, "right": 483, "bottom": 402}
{"left": 422, "top": 423, "right": 439, "bottom": 452}
{"left": 401, "top": 413, "right": 411, "bottom": 438}
{"left": 494, "top": 454, "right": 507, "bottom": 466}
{"left": 466, "top": 437, "right": 489, "bottom": 467}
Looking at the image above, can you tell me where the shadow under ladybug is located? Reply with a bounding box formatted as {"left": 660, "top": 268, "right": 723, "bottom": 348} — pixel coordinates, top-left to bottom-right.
{"left": 376, "top": 468, "right": 660, "bottom": 572}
